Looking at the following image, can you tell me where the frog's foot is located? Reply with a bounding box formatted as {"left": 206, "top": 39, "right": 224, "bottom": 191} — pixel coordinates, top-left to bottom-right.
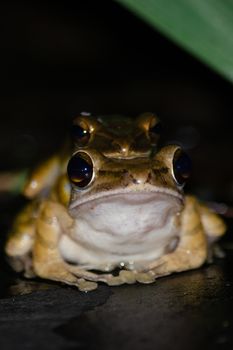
{"left": 207, "top": 243, "right": 225, "bottom": 264}
{"left": 116, "top": 270, "right": 155, "bottom": 285}
{"left": 34, "top": 262, "right": 98, "bottom": 292}
{"left": 66, "top": 264, "right": 156, "bottom": 286}
{"left": 5, "top": 201, "right": 38, "bottom": 276}
{"left": 7, "top": 254, "right": 36, "bottom": 278}
{"left": 5, "top": 226, "right": 36, "bottom": 278}
{"left": 66, "top": 264, "right": 124, "bottom": 286}
{"left": 143, "top": 243, "right": 207, "bottom": 278}
{"left": 212, "top": 243, "right": 225, "bottom": 258}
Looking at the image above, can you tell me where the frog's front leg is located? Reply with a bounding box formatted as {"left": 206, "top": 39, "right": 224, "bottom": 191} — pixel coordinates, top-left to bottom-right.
{"left": 5, "top": 201, "right": 39, "bottom": 277}
{"left": 34, "top": 201, "right": 126, "bottom": 290}
{"left": 33, "top": 201, "right": 102, "bottom": 291}
{"left": 145, "top": 196, "right": 210, "bottom": 277}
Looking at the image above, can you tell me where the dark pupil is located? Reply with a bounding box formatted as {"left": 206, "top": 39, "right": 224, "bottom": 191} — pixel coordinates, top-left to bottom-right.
{"left": 173, "top": 150, "right": 191, "bottom": 185}
{"left": 67, "top": 153, "right": 93, "bottom": 188}
{"left": 72, "top": 125, "right": 90, "bottom": 144}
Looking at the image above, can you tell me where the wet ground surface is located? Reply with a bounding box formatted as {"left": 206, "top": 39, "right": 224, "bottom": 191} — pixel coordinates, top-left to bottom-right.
{"left": 0, "top": 195, "right": 233, "bottom": 350}
{"left": 0, "top": 253, "right": 233, "bottom": 350}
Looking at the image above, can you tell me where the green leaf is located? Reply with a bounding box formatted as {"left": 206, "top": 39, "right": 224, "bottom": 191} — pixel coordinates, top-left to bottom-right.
{"left": 116, "top": 0, "right": 233, "bottom": 83}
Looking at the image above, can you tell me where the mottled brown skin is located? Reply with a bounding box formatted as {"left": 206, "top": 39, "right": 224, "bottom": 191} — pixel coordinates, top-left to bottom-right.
{"left": 5, "top": 113, "right": 226, "bottom": 291}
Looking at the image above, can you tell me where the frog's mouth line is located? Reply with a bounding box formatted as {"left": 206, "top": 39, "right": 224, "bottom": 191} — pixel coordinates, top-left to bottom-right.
{"left": 69, "top": 186, "right": 184, "bottom": 211}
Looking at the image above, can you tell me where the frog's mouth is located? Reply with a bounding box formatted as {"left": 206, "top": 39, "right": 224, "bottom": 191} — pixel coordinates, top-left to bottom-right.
{"left": 69, "top": 186, "right": 184, "bottom": 223}
{"left": 69, "top": 187, "right": 184, "bottom": 212}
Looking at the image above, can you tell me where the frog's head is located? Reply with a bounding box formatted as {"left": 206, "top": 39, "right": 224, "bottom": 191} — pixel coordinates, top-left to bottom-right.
{"left": 69, "top": 112, "right": 162, "bottom": 158}
{"left": 67, "top": 114, "right": 191, "bottom": 240}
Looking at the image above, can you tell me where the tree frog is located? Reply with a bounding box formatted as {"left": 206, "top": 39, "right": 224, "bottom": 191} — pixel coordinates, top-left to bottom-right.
{"left": 5, "top": 113, "right": 226, "bottom": 291}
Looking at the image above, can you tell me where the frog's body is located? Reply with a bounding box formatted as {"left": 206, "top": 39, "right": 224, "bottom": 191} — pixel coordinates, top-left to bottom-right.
{"left": 5, "top": 113, "right": 226, "bottom": 291}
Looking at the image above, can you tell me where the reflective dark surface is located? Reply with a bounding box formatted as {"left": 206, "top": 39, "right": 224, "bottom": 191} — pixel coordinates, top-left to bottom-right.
{"left": 1, "top": 248, "right": 233, "bottom": 349}
{"left": 0, "top": 1, "right": 233, "bottom": 349}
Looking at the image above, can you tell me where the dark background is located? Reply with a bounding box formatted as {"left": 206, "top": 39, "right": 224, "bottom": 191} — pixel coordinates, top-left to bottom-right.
{"left": 0, "top": 1, "right": 233, "bottom": 349}
{"left": 1, "top": 0, "right": 233, "bottom": 200}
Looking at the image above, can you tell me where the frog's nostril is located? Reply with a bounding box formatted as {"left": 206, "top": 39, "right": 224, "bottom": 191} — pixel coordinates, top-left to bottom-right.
{"left": 121, "top": 170, "right": 142, "bottom": 185}
{"left": 111, "top": 141, "right": 121, "bottom": 152}
{"left": 130, "top": 172, "right": 150, "bottom": 185}
{"left": 132, "top": 178, "right": 141, "bottom": 185}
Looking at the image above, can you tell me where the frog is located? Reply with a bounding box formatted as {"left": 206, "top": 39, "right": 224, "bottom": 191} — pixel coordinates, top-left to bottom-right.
{"left": 5, "top": 112, "right": 226, "bottom": 291}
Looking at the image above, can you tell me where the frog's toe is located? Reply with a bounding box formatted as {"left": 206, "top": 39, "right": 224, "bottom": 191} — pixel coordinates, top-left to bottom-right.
{"left": 135, "top": 271, "right": 156, "bottom": 284}
{"left": 119, "top": 270, "right": 136, "bottom": 284}
{"left": 7, "top": 254, "right": 35, "bottom": 278}
{"left": 77, "top": 278, "right": 98, "bottom": 292}
{"left": 105, "top": 275, "right": 125, "bottom": 286}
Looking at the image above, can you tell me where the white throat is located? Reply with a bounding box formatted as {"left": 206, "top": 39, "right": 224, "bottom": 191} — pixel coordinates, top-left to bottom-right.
{"left": 59, "top": 190, "right": 183, "bottom": 271}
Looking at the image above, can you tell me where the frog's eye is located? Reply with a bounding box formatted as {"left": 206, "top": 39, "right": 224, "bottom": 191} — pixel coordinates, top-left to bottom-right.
{"left": 72, "top": 120, "right": 90, "bottom": 146}
{"left": 148, "top": 119, "right": 162, "bottom": 145}
{"left": 67, "top": 152, "right": 94, "bottom": 188}
{"left": 172, "top": 149, "right": 192, "bottom": 186}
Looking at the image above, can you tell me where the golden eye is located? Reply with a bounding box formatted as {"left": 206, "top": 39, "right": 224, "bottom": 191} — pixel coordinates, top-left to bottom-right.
{"left": 71, "top": 120, "right": 90, "bottom": 146}
{"left": 172, "top": 149, "right": 192, "bottom": 186}
{"left": 67, "top": 152, "right": 93, "bottom": 188}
